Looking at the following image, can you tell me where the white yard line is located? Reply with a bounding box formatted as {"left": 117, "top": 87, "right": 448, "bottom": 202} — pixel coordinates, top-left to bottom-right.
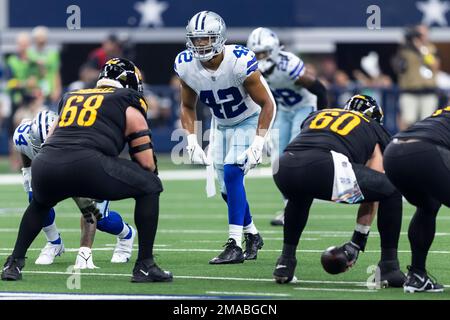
{"left": 2, "top": 246, "right": 450, "bottom": 255}
{"left": 294, "top": 287, "right": 377, "bottom": 293}
{"left": 15, "top": 270, "right": 450, "bottom": 289}
{"left": 206, "top": 291, "right": 290, "bottom": 297}
{"left": 0, "top": 292, "right": 213, "bottom": 300}
{"left": 0, "top": 168, "right": 273, "bottom": 186}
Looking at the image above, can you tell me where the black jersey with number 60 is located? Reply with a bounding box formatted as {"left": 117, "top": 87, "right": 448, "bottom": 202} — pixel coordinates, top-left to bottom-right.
{"left": 285, "top": 108, "right": 391, "bottom": 164}
{"left": 45, "top": 87, "right": 148, "bottom": 157}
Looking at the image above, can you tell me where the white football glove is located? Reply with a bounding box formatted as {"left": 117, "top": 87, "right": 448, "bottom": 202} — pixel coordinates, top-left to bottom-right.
{"left": 237, "top": 135, "right": 265, "bottom": 175}
{"left": 186, "top": 134, "right": 211, "bottom": 165}
{"left": 21, "top": 167, "right": 32, "bottom": 193}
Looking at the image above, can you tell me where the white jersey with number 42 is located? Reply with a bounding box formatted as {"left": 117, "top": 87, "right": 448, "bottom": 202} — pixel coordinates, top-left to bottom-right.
{"left": 174, "top": 44, "right": 262, "bottom": 126}
{"left": 13, "top": 120, "right": 35, "bottom": 160}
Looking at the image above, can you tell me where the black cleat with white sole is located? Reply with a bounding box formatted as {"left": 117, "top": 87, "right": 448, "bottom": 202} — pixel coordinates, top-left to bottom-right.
{"left": 378, "top": 259, "right": 406, "bottom": 288}
{"left": 1, "top": 255, "right": 25, "bottom": 281}
{"left": 404, "top": 266, "right": 444, "bottom": 293}
{"left": 243, "top": 233, "right": 264, "bottom": 260}
{"left": 273, "top": 255, "right": 297, "bottom": 284}
{"left": 131, "top": 258, "right": 173, "bottom": 283}
{"left": 209, "top": 239, "right": 244, "bottom": 264}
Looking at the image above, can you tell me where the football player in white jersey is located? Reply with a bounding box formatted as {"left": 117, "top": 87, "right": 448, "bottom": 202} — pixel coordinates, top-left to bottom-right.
{"left": 247, "top": 27, "right": 328, "bottom": 226}
{"left": 13, "top": 110, "right": 136, "bottom": 268}
{"left": 175, "top": 11, "right": 276, "bottom": 264}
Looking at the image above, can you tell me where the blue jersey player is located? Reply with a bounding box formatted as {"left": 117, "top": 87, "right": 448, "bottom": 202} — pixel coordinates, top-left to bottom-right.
{"left": 175, "top": 11, "right": 276, "bottom": 264}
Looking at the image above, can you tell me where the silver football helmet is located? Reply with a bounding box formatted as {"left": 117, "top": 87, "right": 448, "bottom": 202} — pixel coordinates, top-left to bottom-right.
{"left": 186, "top": 11, "right": 227, "bottom": 61}
{"left": 29, "top": 110, "right": 58, "bottom": 156}
{"left": 247, "top": 27, "right": 281, "bottom": 72}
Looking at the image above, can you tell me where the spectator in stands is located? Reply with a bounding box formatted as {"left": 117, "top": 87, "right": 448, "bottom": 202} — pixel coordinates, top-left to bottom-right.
{"left": 87, "top": 34, "right": 123, "bottom": 70}
{"left": 5, "top": 32, "right": 38, "bottom": 128}
{"left": 67, "top": 63, "right": 100, "bottom": 91}
{"left": 28, "top": 26, "right": 62, "bottom": 106}
{"left": 392, "top": 25, "right": 439, "bottom": 131}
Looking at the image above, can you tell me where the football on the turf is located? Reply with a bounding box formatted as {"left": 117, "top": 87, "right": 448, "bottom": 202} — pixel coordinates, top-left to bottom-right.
{"left": 321, "top": 246, "right": 348, "bottom": 274}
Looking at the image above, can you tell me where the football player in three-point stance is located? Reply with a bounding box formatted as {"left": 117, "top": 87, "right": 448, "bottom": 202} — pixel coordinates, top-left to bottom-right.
{"left": 384, "top": 105, "right": 450, "bottom": 293}
{"left": 2, "top": 58, "right": 171, "bottom": 282}
{"left": 247, "top": 27, "right": 328, "bottom": 226}
{"left": 272, "top": 95, "right": 405, "bottom": 287}
{"left": 175, "top": 11, "right": 276, "bottom": 264}
{"left": 12, "top": 110, "right": 136, "bottom": 268}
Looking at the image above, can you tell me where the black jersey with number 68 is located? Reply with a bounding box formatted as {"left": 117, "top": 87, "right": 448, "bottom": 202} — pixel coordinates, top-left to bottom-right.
{"left": 45, "top": 87, "right": 148, "bottom": 157}
{"left": 285, "top": 108, "right": 391, "bottom": 164}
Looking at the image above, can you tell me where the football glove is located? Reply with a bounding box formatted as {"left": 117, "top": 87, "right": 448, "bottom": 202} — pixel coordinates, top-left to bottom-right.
{"left": 21, "top": 167, "right": 32, "bottom": 193}
{"left": 186, "top": 134, "right": 211, "bottom": 165}
{"left": 237, "top": 135, "right": 265, "bottom": 175}
{"left": 74, "top": 197, "right": 102, "bottom": 224}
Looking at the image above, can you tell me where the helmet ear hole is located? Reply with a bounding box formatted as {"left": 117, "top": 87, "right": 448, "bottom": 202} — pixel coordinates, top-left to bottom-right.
{"left": 97, "top": 58, "right": 143, "bottom": 93}
{"left": 344, "top": 94, "right": 383, "bottom": 124}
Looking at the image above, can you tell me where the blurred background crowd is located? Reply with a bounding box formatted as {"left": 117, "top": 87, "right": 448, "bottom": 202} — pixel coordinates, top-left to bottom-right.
{"left": 1, "top": 0, "right": 450, "bottom": 171}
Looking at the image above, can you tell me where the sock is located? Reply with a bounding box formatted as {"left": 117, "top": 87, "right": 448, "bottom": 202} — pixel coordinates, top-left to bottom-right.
{"left": 118, "top": 223, "right": 132, "bottom": 240}
{"left": 229, "top": 224, "right": 243, "bottom": 248}
{"left": 377, "top": 191, "right": 402, "bottom": 261}
{"left": 223, "top": 164, "right": 247, "bottom": 228}
{"left": 381, "top": 248, "right": 398, "bottom": 262}
{"left": 408, "top": 205, "right": 439, "bottom": 272}
{"left": 13, "top": 199, "right": 53, "bottom": 259}
{"left": 351, "top": 224, "right": 370, "bottom": 251}
{"left": 97, "top": 210, "right": 126, "bottom": 236}
{"left": 281, "top": 243, "right": 297, "bottom": 258}
{"left": 134, "top": 193, "right": 160, "bottom": 261}
{"left": 41, "top": 208, "right": 60, "bottom": 244}
{"left": 243, "top": 221, "right": 258, "bottom": 235}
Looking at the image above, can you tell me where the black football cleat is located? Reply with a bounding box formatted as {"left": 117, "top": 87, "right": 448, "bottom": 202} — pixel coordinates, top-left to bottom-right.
{"left": 1, "top": 256, "right": 25, "bottom": 281}
{"left": 378, "top": 260, "right": 406, "bottom": 288}
{"left": 273, "top": 255, "right": 297, "bottom": 284}
{"left": 209, "top": 239, "right": 244, "bottom": 264}
{"left": 403, "top": 266, "right": 444, "bottom": 293}
{"left": 270, "top": 212, "right": 284, "bottom": 226}
{"left": 131, "top": 258, "right": 173, "bottom": 283}
{"left": 243, "top": 233, "right": 264, "bottom": 260}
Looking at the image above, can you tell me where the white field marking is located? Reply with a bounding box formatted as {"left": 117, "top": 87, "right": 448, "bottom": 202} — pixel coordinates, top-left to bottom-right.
{"left": 181, "top": 238, "right": 318, "bottom": 242}
{"left": 0, "top": 168, "right": 273, "bottom": 186}
{"left": 206, "top": 291, "right": 290, "bottom": 297}
{"left": 17, "top": 270, "right": 450, "bottom": 289}
{"left": 2, "top": 227, "right": 450, "bottom": 239}
{"left": 294, "top": 287, "right": 377, "bottom": 293}
{"left": 3, "top": 246, "right": 450, "bottom": 255}
{"left": 0, "top": 292, "right": 214, "bottom": 300}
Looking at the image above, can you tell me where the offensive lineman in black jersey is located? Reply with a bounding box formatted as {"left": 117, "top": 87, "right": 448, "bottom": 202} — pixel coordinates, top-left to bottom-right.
{"left": 383, "top": 105, "right": 450, "bottom": 293}
{"left": 2, "top": 58, "right": 172, "bottom": 283}
{"left": 272, "top": 95, "right": 405, "bottom": 287}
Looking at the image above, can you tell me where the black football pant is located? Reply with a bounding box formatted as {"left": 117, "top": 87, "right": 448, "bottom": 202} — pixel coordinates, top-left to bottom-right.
{"left": 273, "top": 149, "right": 402, "bottom": 257}
{"left": 12, "top": 148, "right": 163, "bottom": 263}
{"left": 384, "top": 140, "right": 450, "bottom": 272}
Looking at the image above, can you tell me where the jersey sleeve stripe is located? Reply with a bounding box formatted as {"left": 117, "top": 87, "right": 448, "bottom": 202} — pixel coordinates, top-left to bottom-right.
{"left": 289, "top": 61, "right": 303, "bottom": 76}
{"left": 246, "top": 56, "right": 257, "bottom": 69}
{"left": 247, "top": 62, "right": 258, "bottom": 75}
{"left": 290, "top": 63, "right": 304, "bottom": 80}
